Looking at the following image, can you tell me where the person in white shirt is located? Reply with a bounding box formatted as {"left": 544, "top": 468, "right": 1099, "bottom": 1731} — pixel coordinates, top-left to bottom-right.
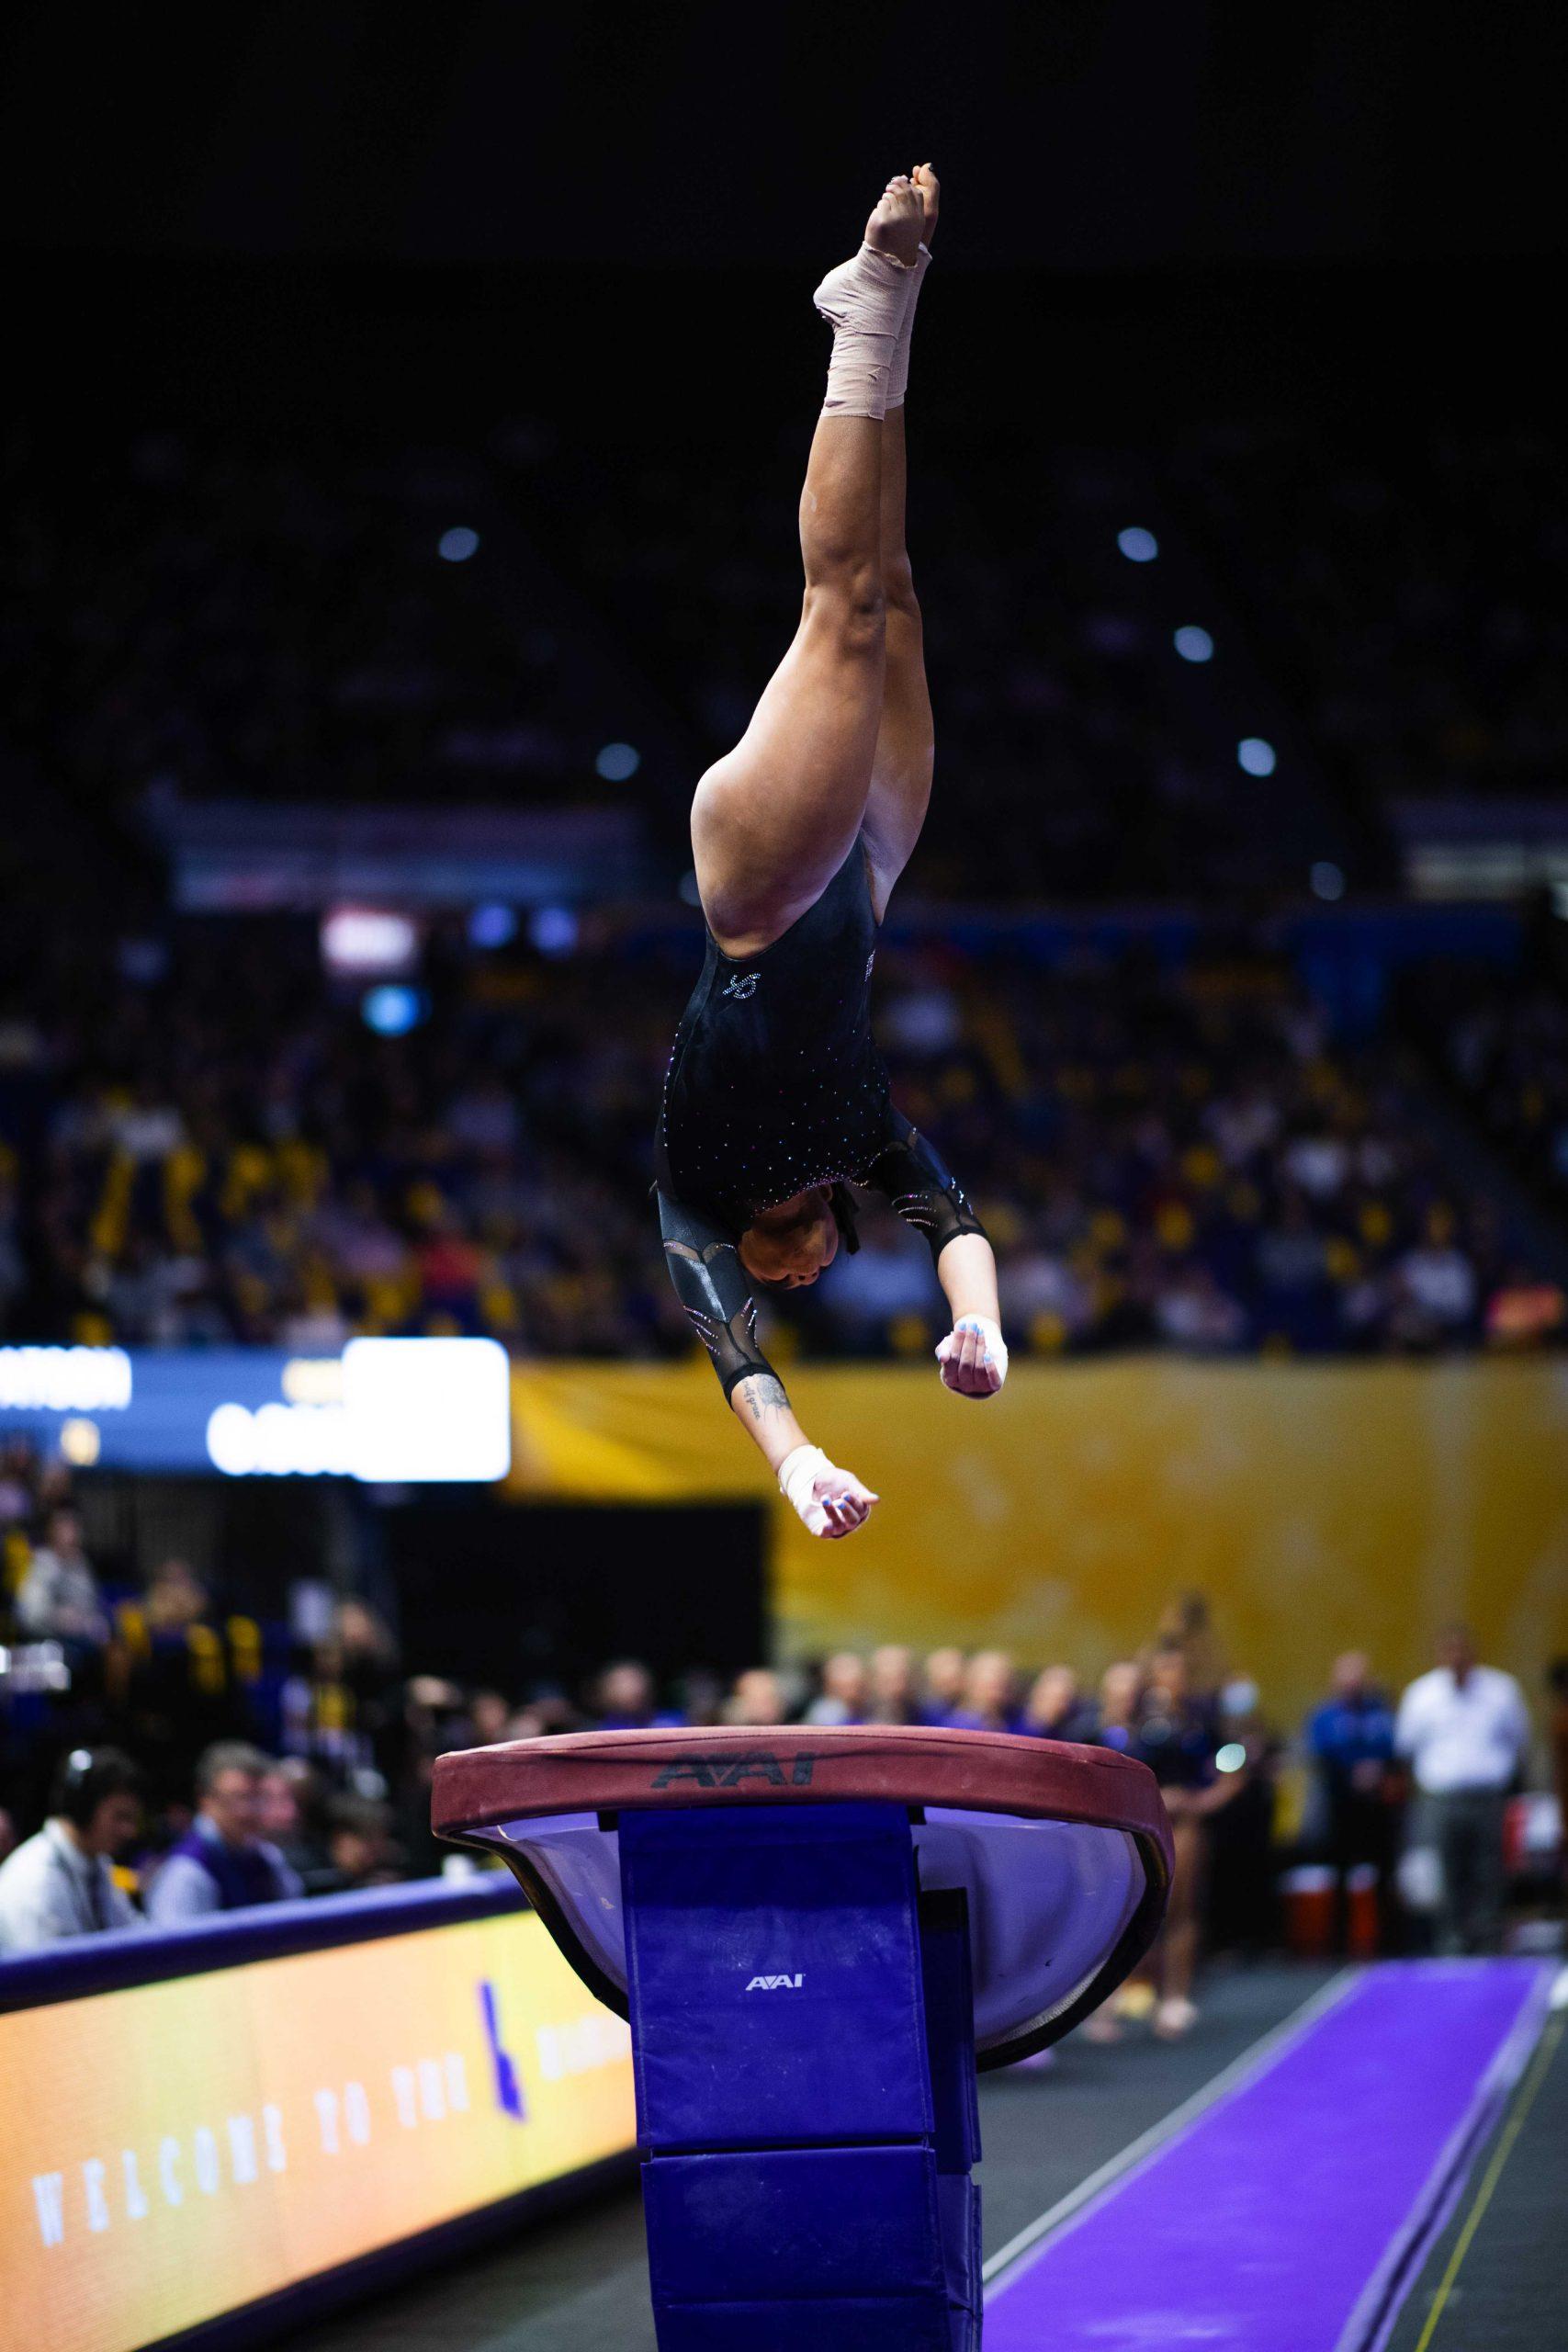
{"left": 14, "top": 1506, "right": 109, "bottom": 1646}
{"left": 0, "top": 1749, "right": 146, "bottom": 1955}
{"left": 1395, "top": 1625, "right": 1530, "bottom": 1954}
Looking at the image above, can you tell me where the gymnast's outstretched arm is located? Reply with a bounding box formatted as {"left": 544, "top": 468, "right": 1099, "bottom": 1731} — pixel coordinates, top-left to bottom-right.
{"left": 865, "top": 1108, "right": 1009, "bottom": 1399}
{"left": 659, "top": 1192, "right": 879, "bottom": 1538}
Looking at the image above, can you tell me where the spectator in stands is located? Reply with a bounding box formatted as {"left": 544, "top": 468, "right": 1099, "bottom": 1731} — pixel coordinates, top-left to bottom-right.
{"left": 805, "top": 1652, "right": 868, "bottom": 1728}
{"left": 331, "top": 1599, "right": 403, "bottom": 1781}
{"left": 1023, "top": 1666, "right": 1098, "bottom": 1744}
{"left": 1081, "top": 1661, "right": 1151, "bottom": 2041}
{"left": 142, "top": 1557, "right": 212, "bottom": 1632}
{"left": 0, "top": 1748, "right": 146, "bottom": 1953}
{"left": 594, "top": 1659, "right": 672, "bottom": 1730}
{"left": 468, "top": 1690, "right": 513, "bottom": 1747}
{"left": 726, "top": 1668, "right": 786, "bottom": 1728}
{"left": 948, "top": 1651, "right": 1021, "bottom": 1735}
{"left": 113, "top": 1558, "right": 242, "bottom": 1802}
{"left": 144, "top": 1741, "right": 304, "bottom": 1922}
{"left": 1156, "top": 1593, "right": 1224, "bottom": 1701}
{"left": 920, "top": 1647, "right": 966, "bottom": 1725}
{"left": 1089, "top": 1661, "right": 1144, "bottom": 1756}
{"left": 676, "top": 1669, "right": 728, "bottom": 1728}
{"left": 255, "top": 1762, "right": 300, "bottom": 1848}
{"left": 14, "top": 1508, "right": 107, "bottom": 1648}
{"left": 1395, "top": 1626, "right": 1530, "bottom": 1954}
{"left": 866, "top": 1645, "right": 920, "bottom": 1725}
{"left": 259, "top": 1758, "right": 339, "bottom": 1896}
{"left": 0, "top": 1440, "right": 38, "bottom": 1536}
{"left": 317, "top": 1794, "right": 400, "bottom": 1894}
{"left": 494, "top": 1704, "right": 547, "bottom": 1742}
{"left": 1304, "top": 1653, "right": 1402, "bottom": 1953}
{"left": 1390, "top": 1207, "right": 1479, "bottom": 1350}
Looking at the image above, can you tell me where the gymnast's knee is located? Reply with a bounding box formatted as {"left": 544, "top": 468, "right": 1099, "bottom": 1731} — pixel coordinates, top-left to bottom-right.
{"left": 803, "top": 564, "right": 886, "bottom": 656}
{"left": 883, "top": 555, "right": 919, "bottom": 619}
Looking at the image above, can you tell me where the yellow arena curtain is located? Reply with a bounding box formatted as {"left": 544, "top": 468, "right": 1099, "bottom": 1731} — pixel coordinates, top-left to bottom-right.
{"left": 508, "top": 1359, "right": 1568, "bottom": 1724}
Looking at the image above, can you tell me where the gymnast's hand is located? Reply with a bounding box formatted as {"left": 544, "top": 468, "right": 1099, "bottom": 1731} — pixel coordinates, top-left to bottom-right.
{"left": 936, "top": 1314, "right": 1008, "bottom": 1399}
{"left": 776, "top": 1443, "right": 880, "bottom": 1539}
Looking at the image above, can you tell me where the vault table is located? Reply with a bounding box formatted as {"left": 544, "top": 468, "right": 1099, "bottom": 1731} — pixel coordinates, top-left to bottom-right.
{"left": 434, "top": 1723, "right": 1170, "bottom": 2350}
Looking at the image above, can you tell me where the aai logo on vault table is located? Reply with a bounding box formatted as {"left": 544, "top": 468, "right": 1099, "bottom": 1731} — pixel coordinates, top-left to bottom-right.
{"left": 745, "top": 1974, "right": 804, "bottom": 1992}
{"left": 649, "top": 1752, "right": 818, "bottom": 1790}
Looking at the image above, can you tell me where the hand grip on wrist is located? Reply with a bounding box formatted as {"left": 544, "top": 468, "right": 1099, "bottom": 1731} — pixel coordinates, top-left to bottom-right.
{"left": 777, "top": 1443, "right": 873, "bottom": 1537}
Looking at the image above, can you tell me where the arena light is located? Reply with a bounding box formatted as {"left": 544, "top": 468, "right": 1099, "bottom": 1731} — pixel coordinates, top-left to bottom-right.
{"left": 361, "top": 984, "right": 428, "bottom": 1036}
{"left": 1116, "top": 526, "right": 1158, "bottom": 563}
{"left": 342, "top": 1338, "right": 512, "bottom": 1483}
{"left": 321, "top": 906, "right": 421, "bottom": 978}
{"left": 1311, "top": 861, "right": 1346, "bottom": 901}
{"left": 528, "top": 906, "right": 579, "bottom": 956}
{"left": 594, "top": 741, "right": 640, "bottom": 782}
{"left": 438, "top": 526, "right": 480, "bottom": 562}
{"left": 1237, "top": 737, "right": 1277, "bottom": 776}
{"left": 1173, "top": 625, "right": 1214, "bottom": 662}
{"left": 468, "top": 902, "right": 518, "bottom": 949}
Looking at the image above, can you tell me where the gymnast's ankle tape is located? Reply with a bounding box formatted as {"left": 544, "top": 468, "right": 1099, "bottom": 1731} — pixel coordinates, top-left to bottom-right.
{"left": 814, "top": 242, "right": 918, "bottom": 421}
{"left": 886, "top": 243, "right": 931, "bottom": 410}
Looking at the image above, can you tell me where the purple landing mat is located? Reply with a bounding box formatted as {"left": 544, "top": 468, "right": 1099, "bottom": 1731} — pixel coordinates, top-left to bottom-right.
{"left": 985, "top": 1961, "right": 1548, "bottom": 2352}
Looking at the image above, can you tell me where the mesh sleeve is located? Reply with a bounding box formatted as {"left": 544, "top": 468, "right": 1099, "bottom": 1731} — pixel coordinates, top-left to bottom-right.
{"left": 864, "top": 1106, "right": 987, "bottom": 1264}
{"left": 657, "top": 1190, "right": 783, "bottom": 1401}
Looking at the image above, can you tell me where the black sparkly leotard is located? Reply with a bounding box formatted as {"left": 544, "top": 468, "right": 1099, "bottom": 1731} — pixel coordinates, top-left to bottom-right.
{"left": 656, "top": 841, "right": 888, "bottom": 1230}
{"left": 655, "top": 841, "right": 986, "bottom": 1398}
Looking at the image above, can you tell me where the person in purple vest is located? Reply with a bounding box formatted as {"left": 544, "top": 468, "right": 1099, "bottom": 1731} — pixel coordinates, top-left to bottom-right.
{"left": 145, "top": 1741, "right": 304, "bottom": 1924}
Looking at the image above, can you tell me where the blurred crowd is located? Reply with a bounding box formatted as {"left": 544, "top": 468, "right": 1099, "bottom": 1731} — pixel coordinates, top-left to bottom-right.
{"left": 1175, "top": 424, "right": 1568, "bottom": 810}
{"left": 1440, "top": 976, "right": 1568, "bottom": 1222}
{"left": 2, "top": 420, "right": 1280, "bottom": 902}
{"left": 3, "top": 1433, "right": 1563, "bottom": 2015}
{"left": 3, "top": 425, "right": 642, "bottom": 820}
{"left": 3, "top": 919, "right": 1562, "bottom": 1360}
{"left": 6, "top": 408, "right": 1567, "bottom": 1360}
{"left": 531, "top": 432, "right": 1281, "bottom": 903}
{"left": 11, "top": 415, "right": 1568, "bottom": 899}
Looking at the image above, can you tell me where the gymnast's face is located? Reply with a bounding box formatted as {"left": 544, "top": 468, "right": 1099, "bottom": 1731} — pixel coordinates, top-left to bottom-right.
{"left": 739, "top": 1190, "right": 840, "bottom": 1288}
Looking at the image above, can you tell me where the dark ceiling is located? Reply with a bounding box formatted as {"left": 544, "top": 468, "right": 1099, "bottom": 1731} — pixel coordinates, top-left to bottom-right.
{"left": 4, "top": 2, "right": 1564, "bottom": 274}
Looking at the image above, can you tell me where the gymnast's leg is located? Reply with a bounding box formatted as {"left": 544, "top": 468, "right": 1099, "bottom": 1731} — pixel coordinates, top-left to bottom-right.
{"left": 863, "top": 406, "right": 934, "bottom": 917}
{"left": 863, "top": 164, "right": 938, "bottom": 917}
{"left": 691, "top": 175, "right": 923, "bottom": 956}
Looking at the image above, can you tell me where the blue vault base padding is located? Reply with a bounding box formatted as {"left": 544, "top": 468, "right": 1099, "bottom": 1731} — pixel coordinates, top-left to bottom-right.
{"left": 434, "top": 1724, "right": 1171, "bottom": 2351}
{"left": 626, "top": 1804, "right": 979, "bottom": 2347}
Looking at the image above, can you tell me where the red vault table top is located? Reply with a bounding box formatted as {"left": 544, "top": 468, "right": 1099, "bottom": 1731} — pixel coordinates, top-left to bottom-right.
{"left": 434, "top": 1724, "right": 1172, "bottom": 2067}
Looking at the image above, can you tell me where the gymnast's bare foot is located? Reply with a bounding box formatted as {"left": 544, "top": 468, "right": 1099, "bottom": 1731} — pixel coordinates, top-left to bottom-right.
{"left": 864, "top": 175, "right": 923, "bottom": 267}
{"left": 910, "top": 162, "right": 939, "bottom": 247}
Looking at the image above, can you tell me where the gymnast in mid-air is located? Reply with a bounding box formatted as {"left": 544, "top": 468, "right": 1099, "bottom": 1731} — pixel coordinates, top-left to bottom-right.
{"left": 656, "top": 165, "right": 1008, "bottom": 1542}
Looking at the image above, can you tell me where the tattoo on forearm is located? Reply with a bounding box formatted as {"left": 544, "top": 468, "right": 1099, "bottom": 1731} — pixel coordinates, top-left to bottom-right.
{"left": 744, "top": 1374, "right": 791, "bottom": 1422}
